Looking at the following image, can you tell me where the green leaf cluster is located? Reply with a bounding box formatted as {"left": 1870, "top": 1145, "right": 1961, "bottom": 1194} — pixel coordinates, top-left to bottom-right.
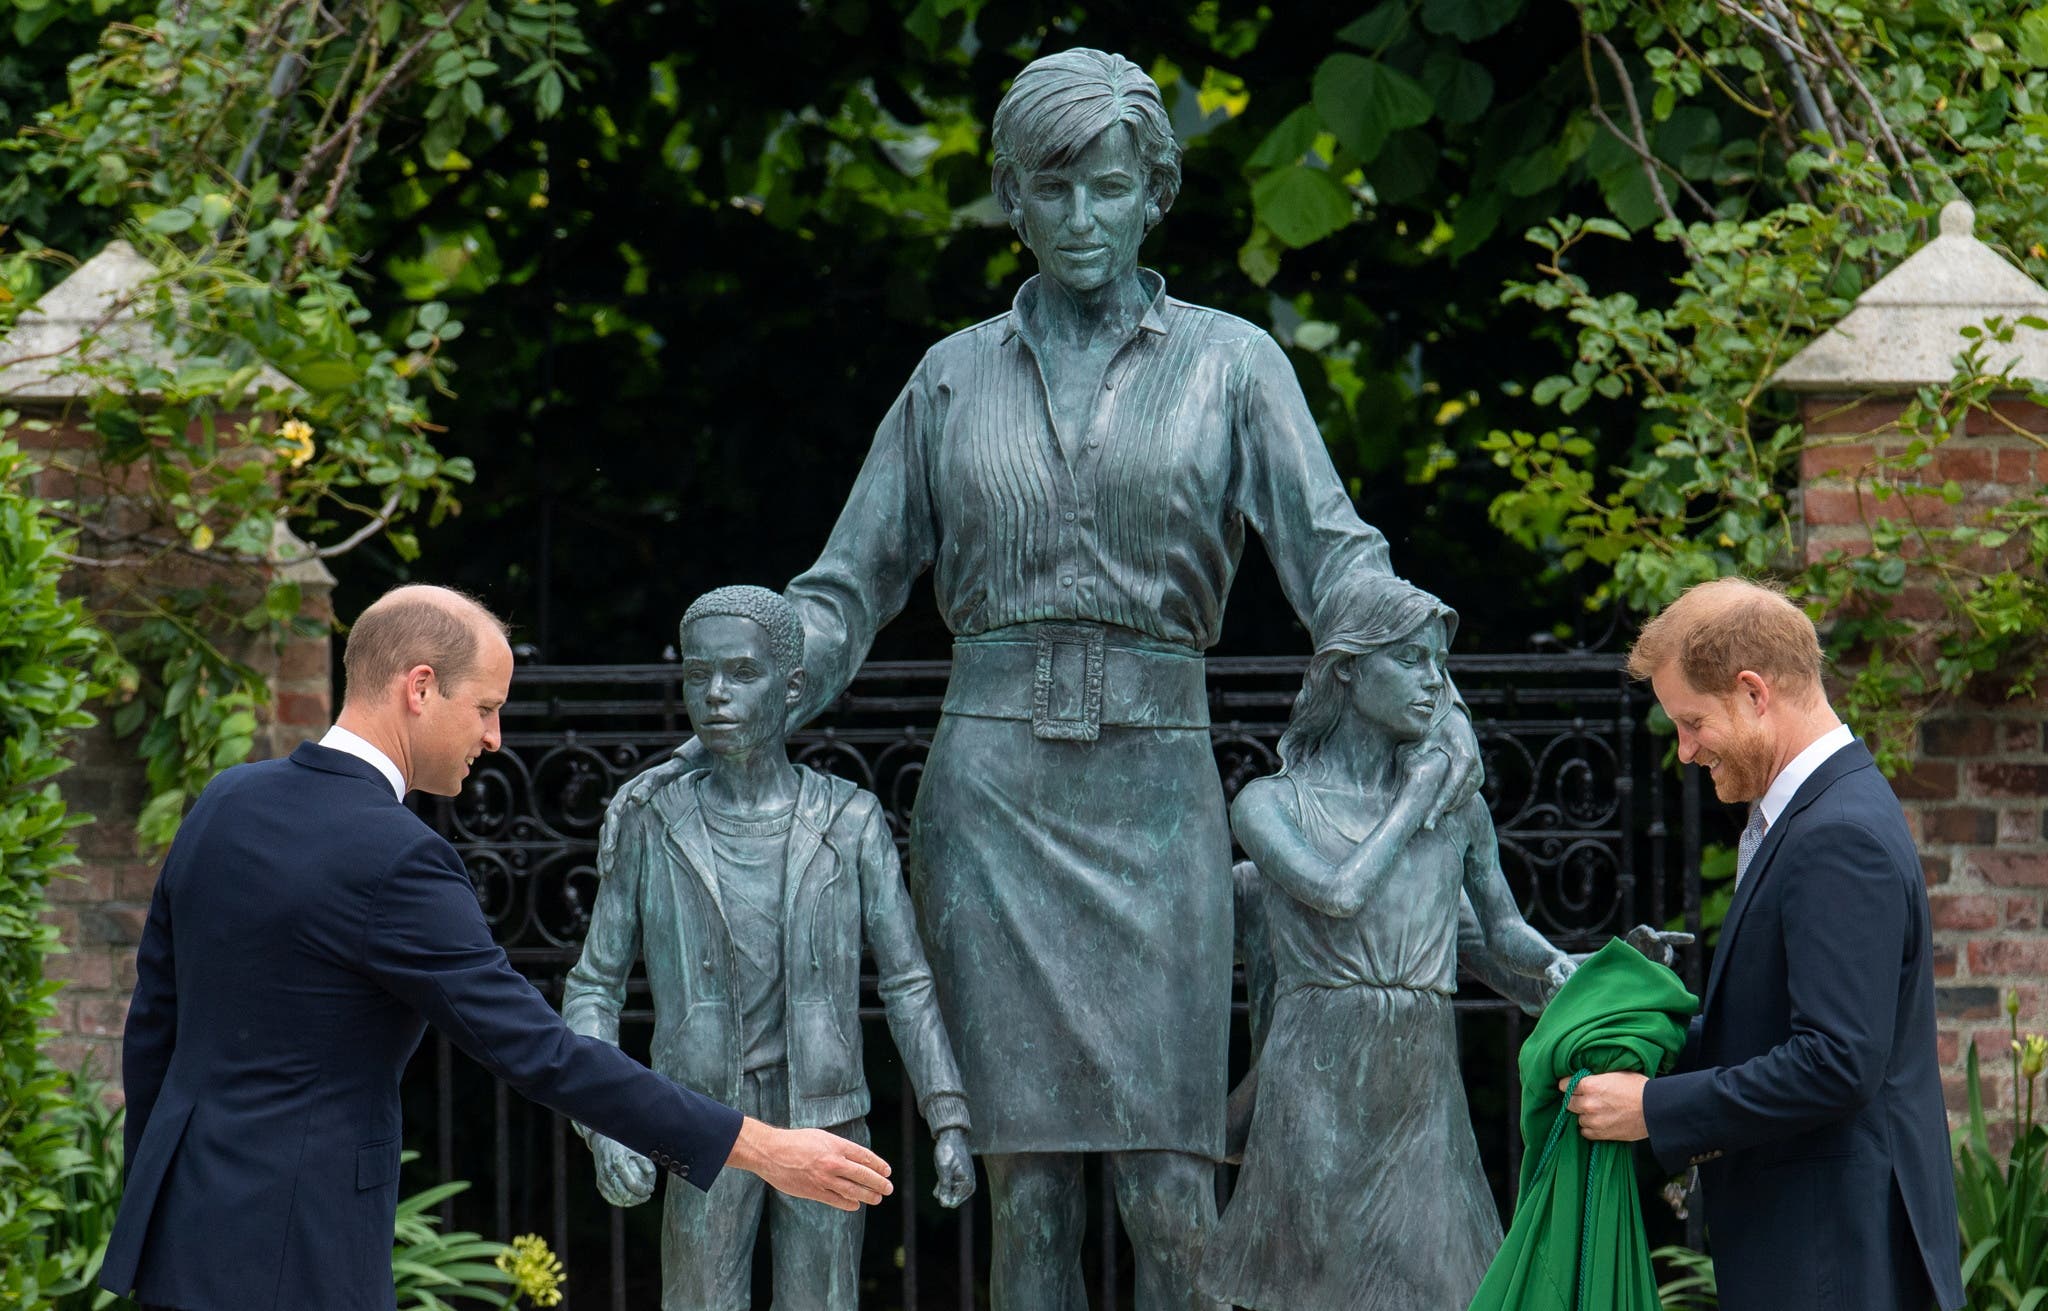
{"left": 1240, "top": 0, "right": 1527, "bottom": 275}
{"left": 1, "top": 0, "right": 566, "bottom": 843}
{"left": 1955, "top": 1003, "right": 2048, "bottom": 1309}
{"left": 390, "top": 1153, "right": 526, "bottom": 1310}
{"left": 1483, "top": 1, "right": 2048, "bottom": 766}
{"left": 0, "top": 439, "right": 129, "bottom": 1311}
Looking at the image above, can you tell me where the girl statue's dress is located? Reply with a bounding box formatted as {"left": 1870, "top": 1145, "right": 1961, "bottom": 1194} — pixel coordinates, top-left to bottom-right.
{"left": 1201, "top": 569, "right": 1566, "bottom": 1310}
{"left": 1201, "top": 776, "right": 1505, "bottom": 1311}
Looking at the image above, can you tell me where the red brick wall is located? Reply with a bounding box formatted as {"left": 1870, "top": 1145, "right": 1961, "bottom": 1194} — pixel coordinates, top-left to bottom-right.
{"left": 1799, "top": 394, "right": 2048, "bottom": 1129}
{"left": 16, "top": 413, "right": 333, "bottom": 1091}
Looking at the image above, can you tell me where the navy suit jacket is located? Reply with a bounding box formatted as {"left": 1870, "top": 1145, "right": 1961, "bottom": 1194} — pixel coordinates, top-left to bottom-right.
{"left": 1642, "top": 740, "right": 1962, "bottom": 1310}
{"left": 102, "top": 743, "right": 744, "bottom": 1310}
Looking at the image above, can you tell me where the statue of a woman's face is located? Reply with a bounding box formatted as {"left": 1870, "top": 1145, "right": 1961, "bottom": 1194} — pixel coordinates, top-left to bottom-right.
{"left": 1013, "top": 122, "right": 1150, "bottom": 295}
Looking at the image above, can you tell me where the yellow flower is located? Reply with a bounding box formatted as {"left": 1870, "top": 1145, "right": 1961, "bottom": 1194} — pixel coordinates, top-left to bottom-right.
{"left": 2008, "top": 989, "right": 2023, "bottom": 1019}
{"left": 496, "top": 1234, "right": 566, "bottom": 1308}
{"left": 2015, "top": 1033, "right": 2048, "bottom": 1084}
{"left": 278, "top": 418, "right": 316, "bottom": 470}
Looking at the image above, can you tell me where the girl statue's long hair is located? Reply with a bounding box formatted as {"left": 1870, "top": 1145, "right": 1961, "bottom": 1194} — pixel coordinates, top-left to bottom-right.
{"left": 1275, "top": 573, "right": 1457, "bottom": 775}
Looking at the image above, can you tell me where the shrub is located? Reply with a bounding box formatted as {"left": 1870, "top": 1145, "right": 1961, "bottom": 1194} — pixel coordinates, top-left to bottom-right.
{"left": 1955, "top": 998, "right": 2048, "bottom": 1309}
{"left": 0, "top": 437, "right": 127, "bottom": 1308}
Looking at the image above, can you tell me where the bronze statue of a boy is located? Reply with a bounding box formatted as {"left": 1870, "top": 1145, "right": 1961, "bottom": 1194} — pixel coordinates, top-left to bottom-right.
{"left": 563, "top": 586, "right": 974, "bottom": 1309}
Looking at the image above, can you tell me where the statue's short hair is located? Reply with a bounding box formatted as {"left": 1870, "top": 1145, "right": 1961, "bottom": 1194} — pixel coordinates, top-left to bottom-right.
{"left": 342, "top": 585, "right": 508, "bottom": 704}
{"left": 681, "top": 585, "right": 805, "bottom": 676}
{"left": 991, "top": 48, "right": 1183, "bottom": 231}
{"left": 1626, "top": 576, "right": 1823, "bottom": 697}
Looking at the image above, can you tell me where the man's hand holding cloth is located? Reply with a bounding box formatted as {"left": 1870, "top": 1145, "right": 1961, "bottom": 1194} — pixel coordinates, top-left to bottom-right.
{"left": 1468, "top": 938, "right": 1698, "bottom": 1311}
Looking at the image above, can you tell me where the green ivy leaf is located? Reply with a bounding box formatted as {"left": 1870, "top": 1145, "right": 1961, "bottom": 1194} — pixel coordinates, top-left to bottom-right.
{"left": 1338, "top": 3, "right": 1411, "bottom": 49}
{"left": 1313, "top": 54, "right": 1433, "bottom": 164}
{"left": 1370, "top": 131, "right": 1439, "bottom": 206}
{"left": 1421, "top": 52, "right": 1494, "bottom": 126}
{"left": 291, "top": 359, "right": 363, "bottom": 393}
{"left": 1251, "top": 165, "right": 1356, "bottom": 248}
{"left": 142, "top": 208, "right": 197, "bottom": 234}
{"left": 2020, "top": 8, "right": 2048, "bottom": 67}
{"left": 1237, "top": 229, "right": 1282, "bottom": 286}
{"left": 1419, "top": 0, "right": 1521, "bottom": 42}
{"left": 1246, "top": 105, "right": 1322, "bottom": 170}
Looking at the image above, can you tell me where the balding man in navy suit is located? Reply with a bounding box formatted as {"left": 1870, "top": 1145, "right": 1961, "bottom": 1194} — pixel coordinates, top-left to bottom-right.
{"left": 103, "top": 585, "right": 893, "bottom": 1311}
{"left": 1569, "top": 578, "right": 1961, "bottom": 1311}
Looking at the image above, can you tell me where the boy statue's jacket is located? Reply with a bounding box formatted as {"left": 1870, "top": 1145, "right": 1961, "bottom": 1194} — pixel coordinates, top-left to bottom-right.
{"left": 564, "top": 764, "right": 970, "bottom": 1135}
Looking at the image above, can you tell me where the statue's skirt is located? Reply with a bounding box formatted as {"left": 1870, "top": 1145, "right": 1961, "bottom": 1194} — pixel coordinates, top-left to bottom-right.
{"left": 1200, "top": 985, "right": 1500, "bottom": 1311}
{"left": 906, "top": 709, "right": 1233, "bottom": 1156}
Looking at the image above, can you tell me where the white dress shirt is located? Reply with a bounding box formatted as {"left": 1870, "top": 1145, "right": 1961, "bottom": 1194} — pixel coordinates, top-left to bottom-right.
{"left": 317, "top": 724, "right": 407, "bottom": 801}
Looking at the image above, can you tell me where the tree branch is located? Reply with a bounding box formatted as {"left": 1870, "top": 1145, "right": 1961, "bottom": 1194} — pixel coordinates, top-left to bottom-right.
{"left": 1719, "top": 0, "right": 1831, "bottom": 145}
{"left": 285, "top": 0, "right": 472, "bottom": 214}
{"left": 1584, "top": 31, "right": 1707, "bottom": 251}
{"left": 311, "top": 488, "right": 404, "bottom": 558}
{"left": 1807, "top": 13, "right": 1925, "bottom": 213}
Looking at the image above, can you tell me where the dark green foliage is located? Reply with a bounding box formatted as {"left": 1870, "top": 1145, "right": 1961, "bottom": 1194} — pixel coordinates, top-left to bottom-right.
{"left": 0, "top": 437, "right": 128, "bottom": 1309}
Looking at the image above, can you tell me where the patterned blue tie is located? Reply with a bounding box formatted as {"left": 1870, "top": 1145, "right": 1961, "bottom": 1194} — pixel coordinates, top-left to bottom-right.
{"left": 1735, "top": 806, "right": 1767, "bottom": 888}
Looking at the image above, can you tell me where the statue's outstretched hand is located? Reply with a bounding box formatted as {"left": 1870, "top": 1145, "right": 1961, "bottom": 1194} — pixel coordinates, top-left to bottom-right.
{"left": 597, "top": 740, "right": 704, "bottom": 865}
{"left": 1541, "top": 953, "right": 1577, "bottom": 999}
{"left": 1423, "top": 707, "right": 1484, "bottom": 832}
{"left": 932, "top": 1128, "right": 976, "bottom": 1209}
{"left": 592, "top": 1133, "right": 656, "bottom": 1208}
{"left": 1623, "top": 924, "right": 1694, "bottom": 968}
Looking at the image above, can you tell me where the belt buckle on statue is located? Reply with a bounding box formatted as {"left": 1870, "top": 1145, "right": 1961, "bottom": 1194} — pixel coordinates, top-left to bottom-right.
{"left": 1031, "top": 624, "right": 1105, "bottom": 741}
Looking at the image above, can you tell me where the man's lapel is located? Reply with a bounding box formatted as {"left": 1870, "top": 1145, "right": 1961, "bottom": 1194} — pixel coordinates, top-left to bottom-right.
{"left": 1701, "top": 739, "right": 1876, "bottom": 1010}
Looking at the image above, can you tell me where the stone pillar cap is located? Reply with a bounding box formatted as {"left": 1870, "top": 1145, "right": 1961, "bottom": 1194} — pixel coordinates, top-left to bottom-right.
{"left": 0, "top": 239, "right": 300, "bottom": 402}
{"left": 1772, "top": 199, "right": 2048, "bottom": 393}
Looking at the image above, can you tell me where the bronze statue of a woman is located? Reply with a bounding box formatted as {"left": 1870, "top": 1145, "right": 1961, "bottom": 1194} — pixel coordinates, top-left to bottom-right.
{"left": 609, "top": 48, "right": 1483, "bottom": 1309}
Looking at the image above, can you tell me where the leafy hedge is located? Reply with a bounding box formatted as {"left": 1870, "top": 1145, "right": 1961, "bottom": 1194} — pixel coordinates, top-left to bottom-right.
{"left": 0, "top": 435, "right": 127, "bottom": 1308}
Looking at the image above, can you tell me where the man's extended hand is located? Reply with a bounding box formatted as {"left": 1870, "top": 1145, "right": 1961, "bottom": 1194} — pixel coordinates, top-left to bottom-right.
{"left": 592, "top": 1133, "right": 656, "bottom": 1208}
{"left": 1563, "top": 1071, "right": 1650, "bottom": 1141}
{"left": 932, "top": 1128, "right": 975, "bottom": 1209}
{"left": 726, "top": 1119, "right": 893, "bottom": 1212}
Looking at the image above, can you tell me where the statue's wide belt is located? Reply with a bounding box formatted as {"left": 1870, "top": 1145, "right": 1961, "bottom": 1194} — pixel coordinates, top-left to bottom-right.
{"left": 942, "top": 623, "right": 1209, "bottom": 741}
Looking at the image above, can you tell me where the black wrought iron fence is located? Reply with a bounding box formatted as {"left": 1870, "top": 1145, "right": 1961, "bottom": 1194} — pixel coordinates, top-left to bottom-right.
{"left": 407, "top": 653, "right": 1703, "bottom": 1309}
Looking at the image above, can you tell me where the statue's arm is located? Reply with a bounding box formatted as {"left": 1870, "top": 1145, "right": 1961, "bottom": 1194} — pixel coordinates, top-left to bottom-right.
{"left": 1228, "top": 329, "right": 1479, "bottom": 822}
{"left": 1232, "top": 775, "right": 1430, "bottom": 919}
{"left": 783, "top": 360, "right": 941, "bottom": 728}
{"left": 563, "top": 815, "right": 647, "bottom": 1050}
{"left": 855, "top": 800, "right": 970, "bottom": 1136}
{"left": 1229, "top": 329, "right": 1392, "bottom": 609}
{"left": 1459, "top": 799, "right": 1572, "bottom": 993}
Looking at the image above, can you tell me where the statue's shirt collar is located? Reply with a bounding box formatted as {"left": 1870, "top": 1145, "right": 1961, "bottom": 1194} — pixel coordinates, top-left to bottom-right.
{"left": 1001, "top": 268, "right": 1171, "bottom": 349}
